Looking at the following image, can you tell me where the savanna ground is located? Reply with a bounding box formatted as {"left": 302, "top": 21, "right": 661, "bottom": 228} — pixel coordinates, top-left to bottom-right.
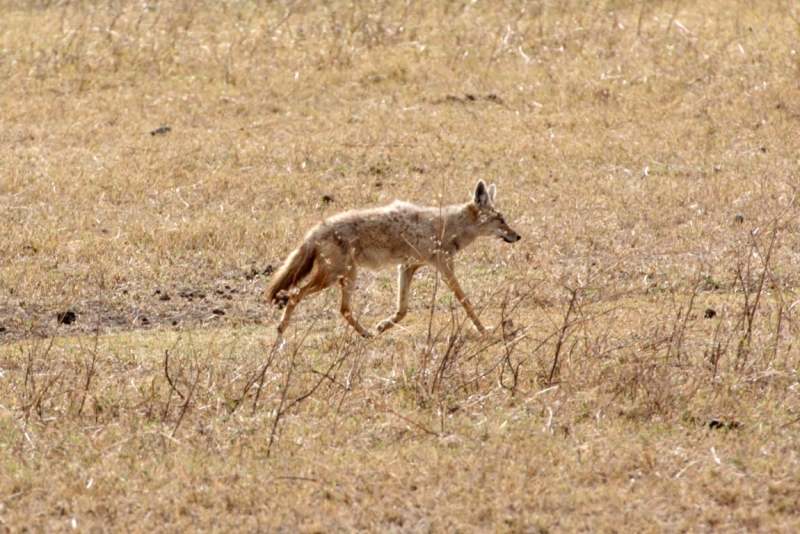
{"left": 1, "top": 0, "right": 800, "bottom": 531}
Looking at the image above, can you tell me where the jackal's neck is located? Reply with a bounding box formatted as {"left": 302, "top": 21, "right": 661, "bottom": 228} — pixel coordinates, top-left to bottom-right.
{"left": 438, "top": 202, "right": 481, "bottom": 251}
{"left": 451, "top": 202, "right": 480, "bottom": 224}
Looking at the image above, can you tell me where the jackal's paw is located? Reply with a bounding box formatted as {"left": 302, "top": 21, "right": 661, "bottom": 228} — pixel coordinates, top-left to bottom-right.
{"left": 376, "top": 320, "right": 395, "bottom": 333}
{"left": 476, "top": 326, "right": 493, "bottom": 337}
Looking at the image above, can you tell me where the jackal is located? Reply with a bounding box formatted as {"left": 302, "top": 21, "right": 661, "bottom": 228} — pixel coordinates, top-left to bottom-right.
{"left": 266, "top": 180, "right": 521, "bottom": 337}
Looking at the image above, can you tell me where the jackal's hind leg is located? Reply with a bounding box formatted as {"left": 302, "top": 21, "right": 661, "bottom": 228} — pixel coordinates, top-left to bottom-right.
{"left": 377, "top": 264, "right": 421, "bottom": 333}
{"left": 277, "top": 268, "right": 334, "bottom": 334}
{"left": 339, "top": 263, "right": 372, "bottom": 338}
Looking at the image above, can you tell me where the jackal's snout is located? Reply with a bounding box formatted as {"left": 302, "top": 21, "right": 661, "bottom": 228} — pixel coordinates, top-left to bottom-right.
{"left": 501, "top": 226, "right": 521, "bottom": 243}
{"left": 486, "top": 216, "right": 521, "bottom": 244}
{"left": 498, "top": 219, "right": 521, "bottom": 243}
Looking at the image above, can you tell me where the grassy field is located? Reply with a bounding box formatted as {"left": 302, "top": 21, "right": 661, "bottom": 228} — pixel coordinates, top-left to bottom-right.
{"left": 2, "top": 0, "right": 800, "bottom": 531}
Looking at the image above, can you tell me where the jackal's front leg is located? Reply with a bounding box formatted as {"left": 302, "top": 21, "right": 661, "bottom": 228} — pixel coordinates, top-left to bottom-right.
{"left": 437, "top": 260, "right": 487, "bottom": 334}
{"left": 377, "top": 264, "right": 421, "bottom": 333}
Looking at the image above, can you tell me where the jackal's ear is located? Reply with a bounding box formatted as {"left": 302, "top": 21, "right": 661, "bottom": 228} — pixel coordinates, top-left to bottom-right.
{"left": 488, "top": 184, "right": 496, "bottom": 203}
{"left": 474, "top": 180, "right": 491, "bottom": 206}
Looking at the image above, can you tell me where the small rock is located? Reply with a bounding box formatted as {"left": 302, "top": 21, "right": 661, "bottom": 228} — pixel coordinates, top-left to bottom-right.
{"left": 212, "top": 308, "right": 226, "bottom": 316}
{"left": 322, "top": 194, "right": 334, "bottom": 204}
{"left": 57, "top": 310, "right": 77, "bottom": 325}
{"left": 733, "top": 214, "right": 745, "bottom": 224}
{"left": 704, "top": 309, "right": 717, "bottom": 319}
{"left": 709, "top": 419, "right": 741, "bottom": 431}
{"left": 246, "top": 265, "right": 275, "bottom": 280}
{"left": 150, "top": 126, "right": 171, "bottom": 136}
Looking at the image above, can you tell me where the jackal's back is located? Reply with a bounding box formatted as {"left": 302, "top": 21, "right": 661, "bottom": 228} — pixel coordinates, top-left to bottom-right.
{"left": 312, "top": 201, "right": 470, "bottom": 269}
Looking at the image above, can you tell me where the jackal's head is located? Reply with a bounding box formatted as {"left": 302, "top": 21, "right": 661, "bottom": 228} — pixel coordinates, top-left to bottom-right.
{"left": 473, "top": 180, "right": 521, "bottom": 243}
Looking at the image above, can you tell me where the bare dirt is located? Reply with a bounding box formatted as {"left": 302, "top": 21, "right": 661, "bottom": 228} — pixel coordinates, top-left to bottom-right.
{"left": 0, "top": 268, "right": 275, "bottom": 342}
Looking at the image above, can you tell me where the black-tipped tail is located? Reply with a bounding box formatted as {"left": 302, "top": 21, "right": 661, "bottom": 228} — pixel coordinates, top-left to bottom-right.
{"left": 265, "top": 241, "right": 315, "bottom": 304}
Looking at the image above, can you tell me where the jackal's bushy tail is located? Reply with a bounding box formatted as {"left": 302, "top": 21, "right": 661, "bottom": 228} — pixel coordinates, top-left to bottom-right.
{"left": 266, "top": 240, "right": 315, "bottom": 304}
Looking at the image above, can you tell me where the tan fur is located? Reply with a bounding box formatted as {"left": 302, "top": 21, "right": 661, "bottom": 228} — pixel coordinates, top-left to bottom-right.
{"left": 265, "top": 240, "right": 315, "bottom": 304}
{"left": 266, "top": 180, "right": 521, "bottom": 337}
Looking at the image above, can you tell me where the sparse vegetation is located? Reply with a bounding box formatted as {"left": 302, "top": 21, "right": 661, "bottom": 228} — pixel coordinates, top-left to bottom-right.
{"left": 2, "top": 0, "right": 800, "bottom": 531}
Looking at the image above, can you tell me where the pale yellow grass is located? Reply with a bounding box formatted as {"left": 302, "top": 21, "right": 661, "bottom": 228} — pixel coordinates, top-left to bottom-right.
{"left": 1, "top": 0, "right": 800, "bottom": 531}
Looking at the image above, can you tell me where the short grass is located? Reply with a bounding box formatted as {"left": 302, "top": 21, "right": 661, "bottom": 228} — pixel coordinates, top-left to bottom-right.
{"left": 2, "top": 0, "right": 800, "bottom": 531}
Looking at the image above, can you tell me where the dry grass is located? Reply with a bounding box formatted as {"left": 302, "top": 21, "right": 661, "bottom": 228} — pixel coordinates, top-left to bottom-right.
{"left": 2, "top": 0, "right": 800, "bottom": 531}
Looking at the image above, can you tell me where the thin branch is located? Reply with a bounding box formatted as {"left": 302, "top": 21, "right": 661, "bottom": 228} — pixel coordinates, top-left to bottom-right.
{"left": 386, "top": 408, "right": 440, "bottom": 437}
{"left": 171, "top": 369, "right": 199, "bottom": 438}
{"left": 549, "top": 287, "right": 579, "bottom": 386}
{"left": 163, "top": 350, "right": 185, "bottom": 400}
